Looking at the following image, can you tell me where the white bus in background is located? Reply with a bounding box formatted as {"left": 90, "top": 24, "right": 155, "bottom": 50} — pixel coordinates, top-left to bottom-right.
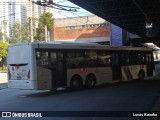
{"left": 7, "top": 42, "right": 155, "bottom": 90}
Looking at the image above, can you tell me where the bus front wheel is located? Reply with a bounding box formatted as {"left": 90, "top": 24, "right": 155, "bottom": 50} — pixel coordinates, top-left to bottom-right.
{"left": 70, "top": 75, "right": 83, "bottom": 90}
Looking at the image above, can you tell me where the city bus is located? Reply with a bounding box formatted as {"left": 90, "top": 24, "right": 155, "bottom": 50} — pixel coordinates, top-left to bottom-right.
{"left": 7, "top": 42, "right": 155, "bottom": 90}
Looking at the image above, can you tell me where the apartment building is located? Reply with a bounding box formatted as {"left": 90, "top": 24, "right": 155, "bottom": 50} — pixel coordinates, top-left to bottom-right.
{"left": 0, "top": 0, "right": 10, "bottom": 42}
{"left": 0, "top": 0, "right": 52, "bottom": 39}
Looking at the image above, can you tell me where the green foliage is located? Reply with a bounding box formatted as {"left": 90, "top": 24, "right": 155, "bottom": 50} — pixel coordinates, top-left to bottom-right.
{"left": 35, "top": 12, "right": 54, "bottom": 41}
{"left": 0, "top": 68, "right": 7, "bottom": 72}
{"left": 32, "top": 17, "right": 39, "bottom": 41}
{"left": 0, "top": 42, "right": 9, "bottom": 58}
{"left": 10, "top": 21, "right": 29, "bottom": 43}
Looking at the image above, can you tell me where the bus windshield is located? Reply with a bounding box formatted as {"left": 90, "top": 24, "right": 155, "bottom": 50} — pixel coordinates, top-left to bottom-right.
{"left": 7, "top": 45, "right": 30, "bottom": 64}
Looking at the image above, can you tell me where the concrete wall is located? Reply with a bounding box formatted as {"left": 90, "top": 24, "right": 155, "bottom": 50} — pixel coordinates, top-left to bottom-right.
{"left": 53, "top": 15, "right": 110, "bottom": 43}
{"left": 54, "top": 15, "right": 108, "bottom": 27}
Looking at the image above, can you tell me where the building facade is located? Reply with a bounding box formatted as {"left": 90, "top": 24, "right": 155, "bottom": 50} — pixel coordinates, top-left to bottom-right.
{"left": 54, "top": 15, "right": 111, "bottom": 44}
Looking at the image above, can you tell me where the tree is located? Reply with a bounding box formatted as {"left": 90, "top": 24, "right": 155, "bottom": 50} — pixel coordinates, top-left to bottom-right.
{"left": 0, "top": 42, "right": 9, "bottom": 70}
{"left": 10, "top": 21, "right": 29, "bottom": 43}
{"left": 35, "top": 12, "right": 54, "bottom": 41}
{"left": 31, "top": 17, "right": 39, "bottom": 42}
{"left": 0, "top": 42, "right": 9, "bottom": 58}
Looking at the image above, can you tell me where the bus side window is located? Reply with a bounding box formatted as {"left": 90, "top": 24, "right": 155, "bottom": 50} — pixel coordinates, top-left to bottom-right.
{"left": 146, "top": 53, "right": 152, "bottom": 63}
{"left": 66, "top": 50, "right": 84, "bottom": 68}
{"left": 137, "top": 53, "right": 146, "bottom": 64}
{"left": 36, "top": 52, "right": 41, "bottom": 60}
{"left": 121, "top": 52, "right": 129, "bottom": 66}
{"left": 112, "top": 53, "right": 120, "bottom": 66}
{"left": 36, "top": 51, "right": 49, "bottom": 68}
{"left": 129, "top": 51, "right": 138, "bottom": 65}
{"left": 50, "top": 52, "right": 57, "bottom": 69}
{"left": 96, "top": 51, "right": 112, "bottom": 67}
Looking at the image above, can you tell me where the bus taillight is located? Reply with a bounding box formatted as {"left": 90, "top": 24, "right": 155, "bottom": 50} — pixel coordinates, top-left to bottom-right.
{"left": 27, "top": 70, "right": 30, "bottom": 79}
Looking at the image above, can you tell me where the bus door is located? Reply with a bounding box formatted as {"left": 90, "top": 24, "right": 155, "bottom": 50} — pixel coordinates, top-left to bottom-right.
{"left": 112, "top": 52, "right": 122, "bottom": 81}
{"left": 50, "top": 52, "right": 67, "bottom": 88}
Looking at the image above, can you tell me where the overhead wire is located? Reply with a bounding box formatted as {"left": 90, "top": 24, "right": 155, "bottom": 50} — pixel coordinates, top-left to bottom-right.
{"left": 57, "top": 0, "right": 109, "bottom": 33}
{"left": 0, "top": 0, "right": 109, "bottom": 34}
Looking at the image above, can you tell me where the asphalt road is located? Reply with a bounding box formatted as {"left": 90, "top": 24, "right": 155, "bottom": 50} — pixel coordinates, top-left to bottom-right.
{"left": 0, "top": 80, "right": 160, "bottom": 120}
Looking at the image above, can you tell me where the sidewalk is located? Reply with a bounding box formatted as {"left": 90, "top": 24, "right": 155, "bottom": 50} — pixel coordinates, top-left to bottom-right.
{"left": 0, "top": 72, "right": 7, "bottom": 84}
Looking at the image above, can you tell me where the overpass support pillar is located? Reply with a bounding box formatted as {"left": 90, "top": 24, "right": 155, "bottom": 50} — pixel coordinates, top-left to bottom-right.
{"left": 110, "top": 24, "right": 127, "bottom": 46}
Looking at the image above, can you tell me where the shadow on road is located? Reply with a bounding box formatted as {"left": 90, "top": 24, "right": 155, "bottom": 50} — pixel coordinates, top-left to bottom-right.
{"left": 21, "top": 79, "right": 160, "bottom": 98}
{"left": 0, "top": 83, "right": 7, "bottom": 89}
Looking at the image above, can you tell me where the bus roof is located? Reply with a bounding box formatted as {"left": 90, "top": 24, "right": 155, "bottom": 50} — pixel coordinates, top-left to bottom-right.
{"left": 9, "top": 42, "right": 152, "bottom": 51}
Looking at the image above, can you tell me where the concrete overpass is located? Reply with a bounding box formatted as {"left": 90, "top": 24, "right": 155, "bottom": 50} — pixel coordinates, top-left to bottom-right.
{"left": 69, "top": 0, "right": 160, "bottom": 45}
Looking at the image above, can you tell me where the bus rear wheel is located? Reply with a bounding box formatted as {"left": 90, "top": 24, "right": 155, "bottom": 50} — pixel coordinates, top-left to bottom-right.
{"left": 85, "top": 74, "right": 96, "bottom": 88}
{"left": 70, "top": 75, "right": 83, "bottom": 90}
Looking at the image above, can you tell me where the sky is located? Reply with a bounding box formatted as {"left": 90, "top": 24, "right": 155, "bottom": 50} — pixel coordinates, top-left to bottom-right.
{"left": 53, "top": 0, "right": 93, "bottom": 18}
{"left": 0, "top": 0, "right": 93, "bottom": 18}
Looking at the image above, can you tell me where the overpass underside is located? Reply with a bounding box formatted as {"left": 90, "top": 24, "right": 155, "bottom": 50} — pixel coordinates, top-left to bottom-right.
{"left": 69, "top": 0, "right": 160, "bottom": 46}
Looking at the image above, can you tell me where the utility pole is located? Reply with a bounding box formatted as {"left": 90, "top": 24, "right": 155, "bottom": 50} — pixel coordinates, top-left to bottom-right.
{"left": 45, "top": 24, "right": 48, "bottom": 42}
{"left": 29, "top": 17, "right": 33, "bottom": 42}
{"left": 29, "top": 0, "right": 33, "bottom": 42}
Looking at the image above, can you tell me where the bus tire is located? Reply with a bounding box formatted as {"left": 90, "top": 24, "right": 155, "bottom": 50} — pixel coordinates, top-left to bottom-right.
{"left": 70, "top": 75, "right": 83, "bottom": 90}
{"left": 85, "top": 74, "right": 96, "bottom": 88}
{"left": 138, "top": 70, "right": 145, "bottom": 80}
